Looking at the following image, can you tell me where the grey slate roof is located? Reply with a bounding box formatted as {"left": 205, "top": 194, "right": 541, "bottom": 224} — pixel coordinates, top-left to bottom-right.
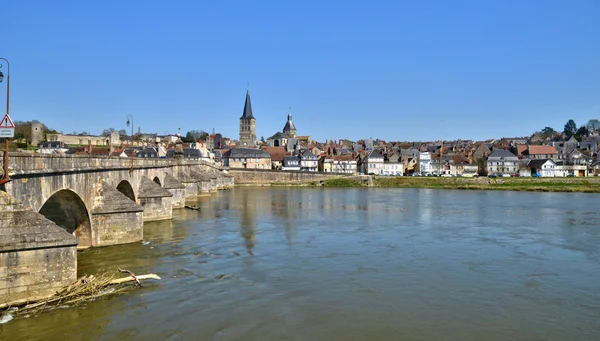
{"left": 269, "top": 131, "right": 291, "bottom": 140}
{"left": 488, "top": 149, "right": 518, "bottom": 159}
{"left": 240, "top": 90, "right": 255, "bottom": 119}
{"left": 138, "top": 177, "right": 174, "bottom": 198}
{"left": 368, "top": 149, "right": 384, "bottom": 159}
{"left": 283, "top": 113, "right": 296, "bottom": 132}
{"left": 527, "top": 159, "right": 555, "bottom": 168}
{"left": 300, "top": 149, "right": 317, "bottom": 160}
{"left": 224, "top": 148, "right": 271, "bottom": 158}
{"left": 283, "top": 156, "right": 300, "bottom": 167}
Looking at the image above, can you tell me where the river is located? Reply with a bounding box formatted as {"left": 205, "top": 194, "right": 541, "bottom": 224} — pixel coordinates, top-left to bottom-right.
{"left": 2, "top": 188, "right": 600, "bottom": 340}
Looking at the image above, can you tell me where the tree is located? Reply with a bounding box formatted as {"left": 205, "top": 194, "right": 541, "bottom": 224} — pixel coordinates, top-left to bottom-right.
{"left": 575, "top": 126, "right": 589, "bottom": 141}
{"left": 118, "top": 129, "right": 127, "bottom": 136}
{"left": 563, "top": 119, "right": 577, "bottom": 137}
{"left": 541, "top": 126, "right": 556, "bottom": 139}
{"left": 101, "top": 128, "right": 116, "bottom": 136}
{"left": 184, "top": 130, "right": 208, "bottom": 142}
{"left": 586, "top": 119, "right": 600, "bottom": 132}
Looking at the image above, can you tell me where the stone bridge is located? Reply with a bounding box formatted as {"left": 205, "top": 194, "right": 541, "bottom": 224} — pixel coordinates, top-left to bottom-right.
{"left": 0, "top": 153, "right": 233, "bottom": 304}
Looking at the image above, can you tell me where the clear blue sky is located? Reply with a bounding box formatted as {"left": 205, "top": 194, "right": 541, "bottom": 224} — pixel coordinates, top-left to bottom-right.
{"left": 4, "top": 0, "right": 600, "bottom": 142}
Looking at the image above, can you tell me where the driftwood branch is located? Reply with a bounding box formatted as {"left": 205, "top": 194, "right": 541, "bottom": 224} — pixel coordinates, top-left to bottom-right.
{"left": 118, "top": 268, "right": 143, "bottom": 287}
{"left": 108, "top": 274, "right": 161, "bottom": 285}
{"left": 185, "top": 205, "right": 200, "bottom": 210}
{"left": 0, "top": 270, "right": 161, "bottom": 312}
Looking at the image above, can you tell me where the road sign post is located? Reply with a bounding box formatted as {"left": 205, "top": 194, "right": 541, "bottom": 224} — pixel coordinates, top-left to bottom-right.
{"left": 0, "top": 113, "right": 14, "bottom": 138}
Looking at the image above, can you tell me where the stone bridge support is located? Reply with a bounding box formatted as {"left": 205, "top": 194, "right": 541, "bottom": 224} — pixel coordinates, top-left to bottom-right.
{"left": 90, "top": 183, "right": 144, "bottom": 247}
{"left": 0, "top": 191, "right": 78, "bottom": 305}
{"left": 163, "top": 174, "right": 186, "bottom": 209}
{"left": 138, "top": 177, "right": 173, "bottom": 221}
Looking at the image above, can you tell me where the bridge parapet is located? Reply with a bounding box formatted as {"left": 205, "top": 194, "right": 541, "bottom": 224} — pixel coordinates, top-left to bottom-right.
{"left": 4, "top": 153, "right": 220, "bottom": 176}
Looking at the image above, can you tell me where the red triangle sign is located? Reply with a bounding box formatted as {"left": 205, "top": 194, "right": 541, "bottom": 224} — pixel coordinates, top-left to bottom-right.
{"left": 0, "top": 113, "right": 14, "bottom": 128}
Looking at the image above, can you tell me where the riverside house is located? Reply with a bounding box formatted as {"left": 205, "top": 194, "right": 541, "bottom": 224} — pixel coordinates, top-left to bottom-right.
{"left": 486, "top": 149, "right": 519, "bottom": 176}
{"left": 363, "top": 149, "right": 384, "bottom": 175}
{"left": 528, "top": 159, "right": 557, "bottom": 177}
{"left": 223, "top": 148, "right": 272, "bottom": 169}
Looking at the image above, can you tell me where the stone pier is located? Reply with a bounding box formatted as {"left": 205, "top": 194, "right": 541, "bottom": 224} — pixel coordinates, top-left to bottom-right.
{"left": 90, "top": 183, "right": 144, "bottom": 246}
{"left": 163, "top": 174, "right": 186, "bottom": 209}
{"left": 0, "top": 191, "right": 78, "bottom": 305}
{"left": 138, "top": 177, "right": 173, "bottom": 221}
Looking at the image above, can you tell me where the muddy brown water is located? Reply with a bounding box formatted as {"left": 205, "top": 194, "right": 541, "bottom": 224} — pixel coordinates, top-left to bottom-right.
{"left": 2, "top": 188, "right": 600, "bottom": 340}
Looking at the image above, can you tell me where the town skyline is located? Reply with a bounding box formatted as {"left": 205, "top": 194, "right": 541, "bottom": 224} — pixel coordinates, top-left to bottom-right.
{"left": 4, "top": 1, "right": 599, "bottom": 142}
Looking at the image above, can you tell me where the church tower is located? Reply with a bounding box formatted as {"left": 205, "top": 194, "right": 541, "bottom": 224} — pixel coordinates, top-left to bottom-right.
{"left": 282, "top": 111, "right": 297, "bottom": 138}
{"left": 239, "top": 90, "right": 256, "bottom": 147}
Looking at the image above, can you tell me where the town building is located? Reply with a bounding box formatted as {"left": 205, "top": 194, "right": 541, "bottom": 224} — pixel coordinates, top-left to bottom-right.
{"left": 299, "top": 149, "right": 318, "bottom": 172}
{"left": 363, "top": 149, "right": 384, "bottom": 175}
{"left": 282, "top": 156, "right": 300, "bottom": 171}
{"left": 528, "top": 159, "right": 557, "bottom": 177}
{"left": 486, "top": 149, "right": 519, "bottom": 175}
{"left": 223, "top": 148, "right": 271, "bottom": 169}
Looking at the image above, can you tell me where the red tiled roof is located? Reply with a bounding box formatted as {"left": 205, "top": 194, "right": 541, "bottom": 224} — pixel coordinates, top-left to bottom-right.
{"left": 516, "top": 145, "right": 528, "bottom": 156}
{"left": 262, "top": 146, "right": 285, "bottom": 162}
{"left": 528, "top": 145, "right": 557, "bottom": 155}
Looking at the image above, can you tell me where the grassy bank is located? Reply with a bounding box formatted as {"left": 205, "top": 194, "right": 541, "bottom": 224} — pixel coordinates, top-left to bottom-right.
{"left": 321, "top": 176, "right": 600, "bottom": 193}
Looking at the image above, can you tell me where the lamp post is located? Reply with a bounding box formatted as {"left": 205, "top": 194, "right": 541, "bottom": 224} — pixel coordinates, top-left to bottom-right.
{"left": 126, "top": 115, "right": 134, "bottom": 173}
{"left": 0, "top": 58, "right": 10, "bottom": 186}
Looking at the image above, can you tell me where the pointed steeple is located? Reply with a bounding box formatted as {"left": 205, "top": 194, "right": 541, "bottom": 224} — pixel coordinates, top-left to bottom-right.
{"left": 240, "top": 90, "right": 254, "bottom": 119}
{"left": 283, "top": 108, "right": 297, "bottom": 137}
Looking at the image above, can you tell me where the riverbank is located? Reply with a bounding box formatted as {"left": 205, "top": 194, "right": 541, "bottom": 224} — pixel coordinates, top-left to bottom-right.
{"left": 321, "top": 176, "right": 600, "bottom": 193}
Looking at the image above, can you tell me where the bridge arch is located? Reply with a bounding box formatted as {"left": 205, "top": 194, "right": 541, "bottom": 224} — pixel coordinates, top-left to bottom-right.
{"left": 153, "top": 176, "right": 161, "bottom": 186}
{"left": 39, "top": 189, "right": 92, "bottom": 248}
{"left": 117, "top": 180, "right": 136, "bottom": 202}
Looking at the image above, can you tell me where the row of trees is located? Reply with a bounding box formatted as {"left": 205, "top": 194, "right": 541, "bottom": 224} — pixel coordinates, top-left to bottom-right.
{"left": 539, "top": 119, "right": 600, "bottom": 141}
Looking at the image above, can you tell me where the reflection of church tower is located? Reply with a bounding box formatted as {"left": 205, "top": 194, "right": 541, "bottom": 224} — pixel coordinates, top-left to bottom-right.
{"left": 282, "top": 111, "right": 297, "bottom": 138}
{"left": 239, "top": 91, "right": 256, "bottom": 147}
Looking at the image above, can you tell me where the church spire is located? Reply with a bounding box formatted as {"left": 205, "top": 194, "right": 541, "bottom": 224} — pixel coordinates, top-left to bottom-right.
{"left": 240, "top": 90, "right": 254, "bottom": 119}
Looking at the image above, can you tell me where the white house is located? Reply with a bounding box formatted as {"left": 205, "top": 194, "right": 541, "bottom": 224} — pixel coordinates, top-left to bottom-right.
{"left": 528, "top": 159, "right": 556, "bottom": 177}
{"left": 364, "top": 149, "right": 385, "bottom": 175}
{"left": 332, "top": 155, "right": 357, "bottom": 174}
{"left": 382, "top": 160, "right": 403, "bottom": 176}
{"left": 419, "top": 152, "right": 433, "bottom": 175}
{"left": 282, "top": 156, "right": 301, "bottom": 171}
{"left": 487, "top": 149, "right": 519, "bottom": 175}
{"left": 299, "top": 149, "right": 318, "bottom": 172}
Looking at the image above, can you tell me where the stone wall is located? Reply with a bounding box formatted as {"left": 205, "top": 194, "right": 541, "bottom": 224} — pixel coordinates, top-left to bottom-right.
{"left": 91, "top": 211, "right": 144, "bottom": 246}
{"left": 139, "top": 197, "right": 173, "bottom": 221}
{"left": 168, "top": 188, "right": 186, "bottom": 208}
{"left": 0, "top": 247, "right": 77, "bottom": 304}
{"left": 183, "top": 182, "right": 198, "bottom": 201}
{"left": 228, "top": 169, "right": 348, "bottom": 185}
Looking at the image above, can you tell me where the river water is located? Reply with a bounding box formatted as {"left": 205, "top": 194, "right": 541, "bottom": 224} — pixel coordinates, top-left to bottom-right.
{"left": 2, "top": 188, "right": 600, "bottom": 340}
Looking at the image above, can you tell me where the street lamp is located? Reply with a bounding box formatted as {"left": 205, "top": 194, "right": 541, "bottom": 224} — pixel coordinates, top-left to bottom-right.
{"left": 0, "top": 58, "right": 10, "bottom": 186}
{"left": 126, "top": 115, "right": 134, "bottom": 173}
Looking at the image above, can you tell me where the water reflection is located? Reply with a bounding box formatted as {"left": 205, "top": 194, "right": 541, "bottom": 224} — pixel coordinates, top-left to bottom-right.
{"left": 3, "top": 188, "right": 600, "bottom": 341}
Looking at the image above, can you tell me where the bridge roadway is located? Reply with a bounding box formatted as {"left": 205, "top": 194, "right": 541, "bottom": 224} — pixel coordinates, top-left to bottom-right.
{"left": 0, "top": 153, "right": 234, "bottom": 305}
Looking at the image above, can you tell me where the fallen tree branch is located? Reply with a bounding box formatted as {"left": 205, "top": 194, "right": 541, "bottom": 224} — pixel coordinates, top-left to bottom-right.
{"left": 118, "top": 268, "right": 143, "bottom": 287}
{"left": 0, "top": 271, "right": 161, "bottom": 313}
{"left": 108, "top": 274, "right": 161, "bottom": 285}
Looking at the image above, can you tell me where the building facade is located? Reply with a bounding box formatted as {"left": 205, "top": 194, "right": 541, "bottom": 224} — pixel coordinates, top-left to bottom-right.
{"left": 486, "top": 149, "right": 519, "bottom": 175}
{"left": 223, "top": 148, "right": 271, "bottom": 169}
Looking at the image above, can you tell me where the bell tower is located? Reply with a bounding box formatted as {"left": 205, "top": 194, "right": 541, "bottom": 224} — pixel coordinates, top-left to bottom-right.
{"left": 239, "top": 90, "right": 256, "bottom": 147}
